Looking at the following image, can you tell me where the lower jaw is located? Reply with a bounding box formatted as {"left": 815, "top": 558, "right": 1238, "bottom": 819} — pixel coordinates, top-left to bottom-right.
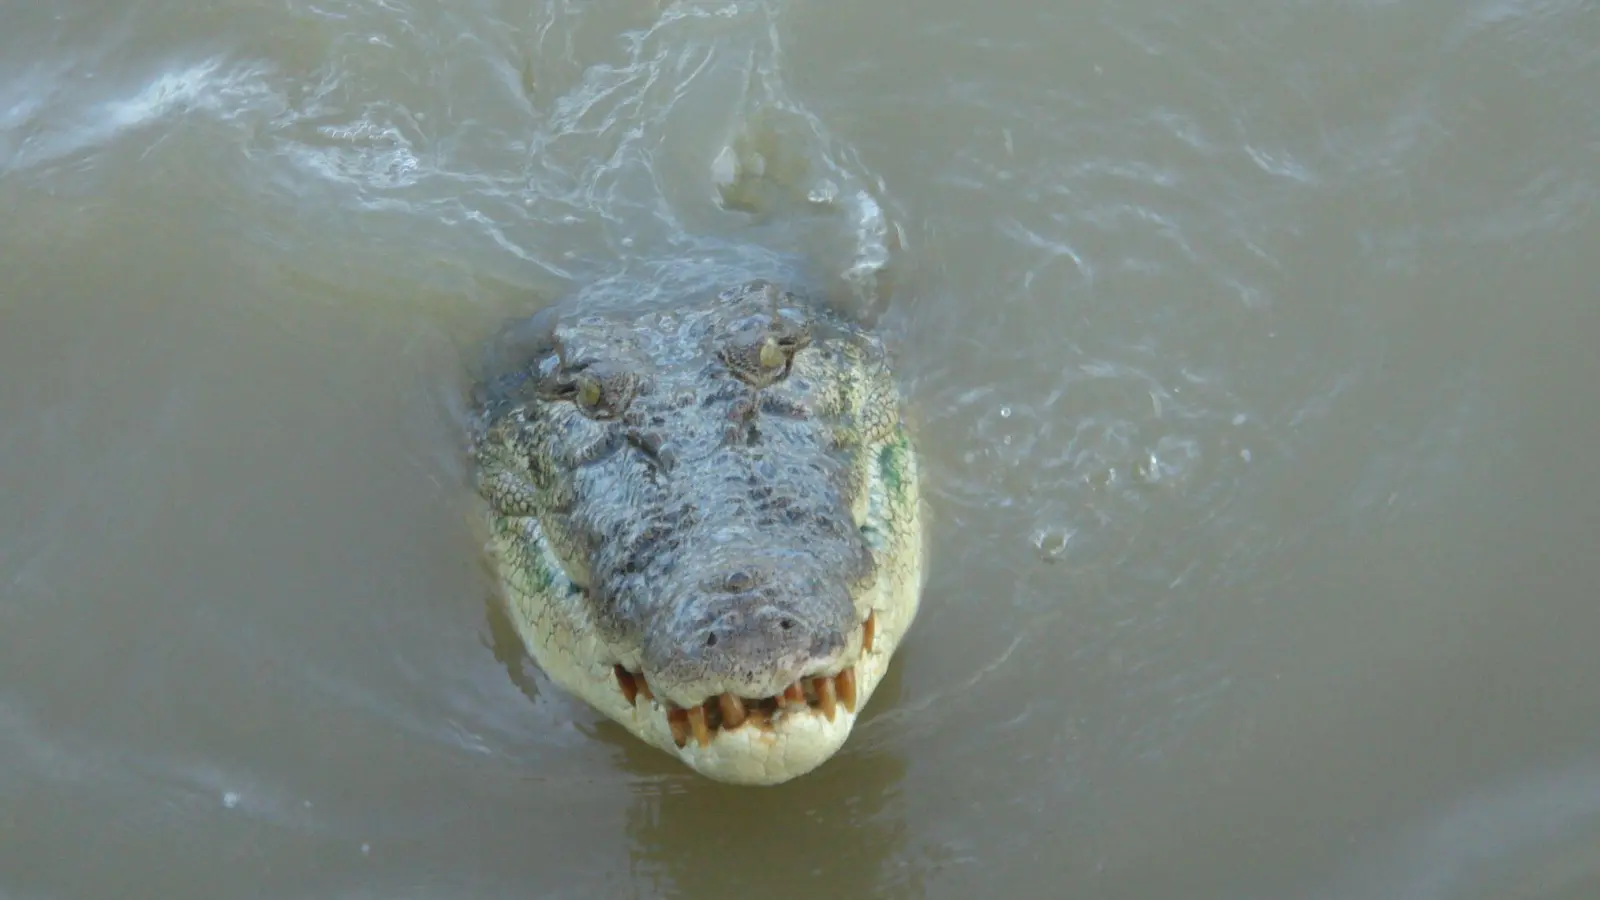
{"left": 566, "top": 607, "right": 888, "bottom": 785}
{"left": 611, "top": 669, "right": 872, "bottom": 786}
{"left": 502, "top": 587, "right": 896, "bottom": 784}
{"left": 565, "top": 640, "right": 893, "bottom": 786}
{"left": 670, "top": 706, "right": 859, "bottom": 785}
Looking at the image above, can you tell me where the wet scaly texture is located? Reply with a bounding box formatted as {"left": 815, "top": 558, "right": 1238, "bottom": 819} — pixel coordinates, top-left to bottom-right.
{"left": 470, "top": 280, "right": 924, "bottom": 784}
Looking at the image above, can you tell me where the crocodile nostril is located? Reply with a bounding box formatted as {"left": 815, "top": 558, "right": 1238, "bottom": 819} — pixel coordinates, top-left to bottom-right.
{"left": 705, "top": 632, "right": 718, "bottom": 647}
{"left": 722, "top": 570, "right": 754, "bottom": 592}
{"left": 779, "top": 619, "right": 795, "bottom": 631}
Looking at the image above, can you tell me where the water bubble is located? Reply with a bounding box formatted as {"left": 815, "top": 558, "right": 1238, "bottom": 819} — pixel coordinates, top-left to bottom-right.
{"left": 999, "top": 406, "right": 1012, "bottom": 418}
{"left": 1032, "top": 527, "right": 1073, "bottom": 563}
{"left": 222, "top": 792, "right": 240, "bottom": 809}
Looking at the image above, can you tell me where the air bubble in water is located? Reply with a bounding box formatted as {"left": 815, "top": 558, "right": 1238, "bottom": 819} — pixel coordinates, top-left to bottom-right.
{"left": 1032, "top": 527, "right": 1072, "bottom": 563}
{"left": 223, "top": 792, "right": 240, "bottom": 809}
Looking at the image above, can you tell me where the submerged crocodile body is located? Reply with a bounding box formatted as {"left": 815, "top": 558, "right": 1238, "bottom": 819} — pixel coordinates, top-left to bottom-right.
{"left": 469, "top": 280, "right": 924, "bottom": 785}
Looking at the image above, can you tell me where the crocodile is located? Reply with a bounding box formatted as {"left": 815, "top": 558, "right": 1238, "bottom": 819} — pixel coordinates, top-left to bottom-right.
{"left": 469, "top": 279, "right": 925, "bottom": 785}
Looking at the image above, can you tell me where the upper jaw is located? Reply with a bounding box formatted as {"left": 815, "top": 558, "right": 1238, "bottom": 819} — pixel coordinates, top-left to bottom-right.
{"left": 671, "top": 700, "right": 860, "bottom": 786}
{"left": 616, "top": 656, "right": 865, "bottom": 754}
{"left": 637, "top": 629, "right": 859, "bottom": 710}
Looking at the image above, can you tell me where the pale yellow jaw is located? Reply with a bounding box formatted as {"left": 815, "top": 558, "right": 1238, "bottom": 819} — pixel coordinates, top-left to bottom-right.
{"left": 612, "top": 611, "right": 872, "bottom": 746}
{"left": 602, "top": 611, "right": 890, "bottom": 785}
{"left": 506, "top": 550, "right": 920, "bottom": 784}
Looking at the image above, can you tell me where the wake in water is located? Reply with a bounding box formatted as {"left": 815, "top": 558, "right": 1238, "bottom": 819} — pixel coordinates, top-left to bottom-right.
{"left": 505, "top": 0, "right": 908, "bottom": 319}
{"left": 3, "top": 0, "right": 907, "bottom": 318}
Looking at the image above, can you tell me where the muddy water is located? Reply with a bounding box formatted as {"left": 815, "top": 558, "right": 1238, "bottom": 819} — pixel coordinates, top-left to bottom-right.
{"left": 3, "top": 0, "right": 1599, "bottom": 897}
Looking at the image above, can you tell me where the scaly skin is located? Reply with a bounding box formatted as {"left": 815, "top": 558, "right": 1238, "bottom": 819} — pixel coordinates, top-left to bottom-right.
{"left": 468, "top": 280, "right": 925, "bottom": 785}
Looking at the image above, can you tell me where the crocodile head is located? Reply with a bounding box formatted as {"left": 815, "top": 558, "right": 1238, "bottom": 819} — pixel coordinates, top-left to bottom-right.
{"left": 470, "top": 280, "right": 924, "bottom": 785}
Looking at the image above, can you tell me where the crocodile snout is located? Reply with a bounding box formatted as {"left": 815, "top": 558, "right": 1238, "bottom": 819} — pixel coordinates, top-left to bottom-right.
{"left": 640, "top": 565, "right": 855, "bottom": 706}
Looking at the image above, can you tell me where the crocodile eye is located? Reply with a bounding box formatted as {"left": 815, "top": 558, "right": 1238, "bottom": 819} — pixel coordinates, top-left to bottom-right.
{"left": 719, "top": 319, "right": 811, "bottom": 388}
{"left": 757, "top": 338, "right": 785, "bottom": 371}
{"left": 552, "top": 363, "right": 641, "bottom": 420}
{"left": 575, "top": 375, "right": 603, "bottom": 410}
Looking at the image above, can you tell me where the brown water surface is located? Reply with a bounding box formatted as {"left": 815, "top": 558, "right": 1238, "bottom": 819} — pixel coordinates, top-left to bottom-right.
{"left": 3, "top": 0, "right": 1599, "bottom": 897}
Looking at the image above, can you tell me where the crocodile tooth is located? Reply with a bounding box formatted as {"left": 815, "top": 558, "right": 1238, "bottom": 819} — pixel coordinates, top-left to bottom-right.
{"left": 745, "top": 706, "right": 769, "bottom": 729}
{"left": 666, "top": 708, "right": 689, "bottom": 748}
{"left": 614, "top": 665, "right": 638, "bottom": 705}
{"left": 635, "top": 674, "right": 653, "bottom": 702}
{"left": 863, "top": 610, "right": 876, "bottom": 653}
{"left": 814, "top": 676, "right": 838, "bottom": 722}
{"left": 687, "top": 705, "right": 711, "bottom": 747}
{"left": 782, "top": 682, "right": 806, "bottom": 707}
{"left": 718, "top": 693, "right": 746, "bottom": 729}
{"left": 836, "top": 667, "right": 857, "bottom": 713}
